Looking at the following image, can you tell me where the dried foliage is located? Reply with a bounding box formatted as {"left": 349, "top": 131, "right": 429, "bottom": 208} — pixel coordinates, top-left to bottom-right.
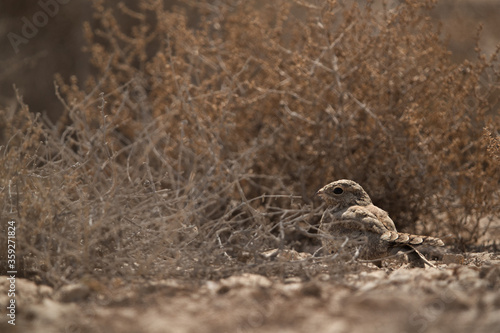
{"left": 1, "top": 0, "right": 499, "bottom": 286}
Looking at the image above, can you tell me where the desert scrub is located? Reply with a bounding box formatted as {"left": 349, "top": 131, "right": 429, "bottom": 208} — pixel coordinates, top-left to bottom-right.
{"left": 1, "top": 0, "right": 499, "bottom": 286}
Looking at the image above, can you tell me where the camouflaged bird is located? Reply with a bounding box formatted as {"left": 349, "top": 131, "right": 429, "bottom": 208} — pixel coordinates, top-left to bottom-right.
{"left": 317, "top": 179, "right": 444, "bottom": 267}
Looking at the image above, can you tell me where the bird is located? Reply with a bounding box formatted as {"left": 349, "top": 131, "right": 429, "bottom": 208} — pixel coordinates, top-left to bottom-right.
{"left": 316, "top": 179, "right": 444, "bottom": 268}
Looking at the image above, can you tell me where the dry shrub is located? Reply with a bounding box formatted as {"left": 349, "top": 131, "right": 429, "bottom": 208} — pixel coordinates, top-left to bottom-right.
{"left": 1, "top": 0, "right": 499, "bottom": 286}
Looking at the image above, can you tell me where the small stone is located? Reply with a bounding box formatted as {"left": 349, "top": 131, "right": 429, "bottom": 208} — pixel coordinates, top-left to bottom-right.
{"left": 443, "top": 254, "right": 465, "bottom": 265}
{"left": 56, "top": 284, "right": 90, "bottom": 303}
{"left": 284, "top": 277, "right": 302, "bottom": 284}
{"left": 301, "top": 282, "right": 322, "bottom": 298}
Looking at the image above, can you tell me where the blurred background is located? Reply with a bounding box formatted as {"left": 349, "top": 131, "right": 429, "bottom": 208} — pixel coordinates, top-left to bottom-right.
{"left": 1, "top": 0, "right": 499, "bottom": 123}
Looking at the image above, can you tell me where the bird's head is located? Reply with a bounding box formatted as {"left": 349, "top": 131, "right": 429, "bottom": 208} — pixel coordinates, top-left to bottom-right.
{"left": 316, "top": 179, "right": 372, "bottom": 208}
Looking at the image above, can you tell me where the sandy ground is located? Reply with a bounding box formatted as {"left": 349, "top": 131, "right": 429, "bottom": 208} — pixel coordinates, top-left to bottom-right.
{"left": 1, "top": 252, "right": 499, "bottom": 333}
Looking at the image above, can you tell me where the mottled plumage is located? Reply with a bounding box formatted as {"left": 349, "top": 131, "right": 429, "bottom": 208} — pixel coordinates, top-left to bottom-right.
{"left": 317, "top": 179, "right": 444, "bottom": 267}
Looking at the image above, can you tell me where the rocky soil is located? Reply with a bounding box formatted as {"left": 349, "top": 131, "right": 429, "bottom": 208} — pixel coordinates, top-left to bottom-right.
{"left": 1, "top": 252, "right": 499, "bottom": 333}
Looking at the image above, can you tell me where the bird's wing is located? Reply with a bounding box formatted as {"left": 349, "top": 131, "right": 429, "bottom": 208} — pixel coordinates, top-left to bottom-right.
{"left": 338, "top": 206, "right": 390, "bottom": 234}
{"left": 364, "top": 205, "right": 397, "bottom": 232}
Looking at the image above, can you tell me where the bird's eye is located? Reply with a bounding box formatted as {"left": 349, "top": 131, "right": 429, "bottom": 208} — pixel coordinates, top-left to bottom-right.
{"left": 333, "top": 187, "right": 343, "bottom": 194}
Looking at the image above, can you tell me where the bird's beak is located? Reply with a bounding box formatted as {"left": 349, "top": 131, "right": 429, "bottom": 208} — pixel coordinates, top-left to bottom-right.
{"left": 316, "top": 188, "right": 324, "bottom": 196}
